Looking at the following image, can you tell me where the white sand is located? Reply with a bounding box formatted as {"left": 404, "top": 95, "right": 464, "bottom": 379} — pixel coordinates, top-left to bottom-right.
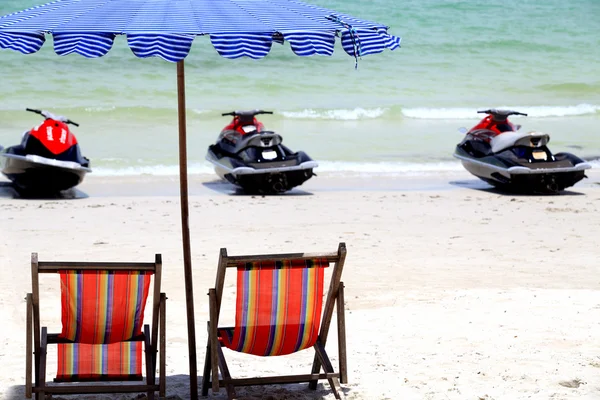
{"left": 1, "top": 171, "right": 600, "bottom": 399}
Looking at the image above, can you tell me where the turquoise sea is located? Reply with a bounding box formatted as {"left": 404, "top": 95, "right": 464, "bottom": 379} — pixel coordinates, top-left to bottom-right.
{"left": 1, "top": 0, "right": 599, "bottom": 177}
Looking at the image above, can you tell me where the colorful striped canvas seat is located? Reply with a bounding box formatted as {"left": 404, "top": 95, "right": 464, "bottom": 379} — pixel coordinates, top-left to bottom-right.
{"left": 25, "top": 254, "right": 166, "bottom": 400}
{"left": 55, "top": 270, "right": 151, "bottom": 381}
{"left": 202, "top": 244, "right": 348, "bottom": 400}
{"left": 56, "top": 342, "right": 143, "bottom": 382}
{"left": 218, "top": 259, "right": 327, "bottom": 356}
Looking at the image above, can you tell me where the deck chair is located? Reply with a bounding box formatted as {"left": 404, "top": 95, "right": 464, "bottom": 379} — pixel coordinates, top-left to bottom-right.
{"left": 25, "top": 253, "right": 166, "bottom": 399}
{"left": 201, "top": 242, "right": 347, "bottom": 400}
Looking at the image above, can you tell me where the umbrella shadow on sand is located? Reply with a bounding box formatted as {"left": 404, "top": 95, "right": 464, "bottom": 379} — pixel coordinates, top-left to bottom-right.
{"left": 0, "top": 181, "right": 89, "bottom": 199}
{"left": 448, "top": 179, "right": 586, "bottom": 196}
{"left": 3, "top": 375, "right": 344, "bottom": 400}
{"left": 202, "top": 179, "right": 314, "bottom": 196}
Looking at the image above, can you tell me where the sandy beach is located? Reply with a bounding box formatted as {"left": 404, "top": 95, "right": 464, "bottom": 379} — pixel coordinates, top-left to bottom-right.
{"left": 1, "top": 170, "right": 600, "bottom": 400}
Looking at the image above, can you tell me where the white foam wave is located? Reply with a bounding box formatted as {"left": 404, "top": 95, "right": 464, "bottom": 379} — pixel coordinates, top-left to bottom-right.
{"left": 92, "top": 163, "right": 214, "bottom": 176}
{"left": 317, "top": 161, "right": 463, "bottom": 175}
{"left": 586, "top": 159, "right": 600, "bottom": 168}
{"left": 91, "top": 160, "right": 464, "bottom": 177}
{"left": 403, "top": 104, "right": 600, "bottom": 119}
{"left": 83, "top": 106, "right": 116, "bottom": 112}
{"left": 402, "top": 108, "right": 480, "bottom": 120}
{"left": 521, "top": 104, "right": 600, "bottom": 117}
{"left": 190, "top": 109, "right": 212, "bottom": 115}
{"left": 281, "top": 107, "right": 387, "bottom": 120}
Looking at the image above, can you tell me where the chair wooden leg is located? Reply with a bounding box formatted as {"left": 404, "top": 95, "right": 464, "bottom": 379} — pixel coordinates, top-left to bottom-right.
{"left": 144, "top": 325, "right": 155, "bottom": 400}
{"left": 216, "top": 344, "right": 236, "bottom": 400}
{"left": 33, "top": 320, "right": 40, "bottom": 394}
{"left": 310, "top": 282, "right": 347, "bottom": 391}
{"left": 337, "top": 283, "right": 348, "bottom": 384}
{"left": 37, "top": 327, "right": 48, "bottom": 400}
{"left": 308, "top": 354, "right": 320, "bottom": 390}
{"left": 208, "top": 290, "right": 220, "bottom": 394}
{"left": 159, "top": 293, "right": 167, "bottom": 399}
{"left": 25, "top": 294, "right": 33, "bottom": 398}
{"left": 201, "top": 337, "right": 211, "bottom": 396}
{"left": 315, "top": 342, "right": 344, "bottom": 400}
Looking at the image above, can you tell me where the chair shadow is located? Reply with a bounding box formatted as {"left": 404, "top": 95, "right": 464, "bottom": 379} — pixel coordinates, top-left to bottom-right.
{"left": 4, "top": 375, "right": 345, "bottom": 399}
{"left": 448, "top": 179, "right": 586, "bottom": 197}
{"left": 0, "top": 182, "right": 89, "bottom": 199}
{"left": 200, "top": 381, "right": 349, "bottom": 400}
{"left": 202, "top": 179, "right": 313, "bottom": 196}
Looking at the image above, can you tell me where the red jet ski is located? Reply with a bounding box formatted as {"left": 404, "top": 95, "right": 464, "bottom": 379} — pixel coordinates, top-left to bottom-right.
{"left": 0, "top": 108, "right": 91, "bottom": 194}
{"left": 205, "top": 110, "right": 317, "bottom": 194}
{"left": 453, "top": 109, "right": 591, "bottom": 194}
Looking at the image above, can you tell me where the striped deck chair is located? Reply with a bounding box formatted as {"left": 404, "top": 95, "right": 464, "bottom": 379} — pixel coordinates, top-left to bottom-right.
{"left": 201, "top": 243, "right": 347, "bottom": 400}
{"left": 25, "top": 253, "right": 166, "bottom": 400}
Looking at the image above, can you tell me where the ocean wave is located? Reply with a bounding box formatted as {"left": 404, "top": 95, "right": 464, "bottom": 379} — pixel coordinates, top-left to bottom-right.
{"left": 190, "top": 109, "right": 212, "bottom": 115}
{"left": 186, "top": 104, "right": 600, "bottom": 122}
{"left": 538, "top": 82, "right": 600, "bottom": 95}
{"left": 402, "top": 104, "right": 600, "bottom": 119}
{"left": 586, "top": 159, "right": 600, "bottom": 168}
{"left": 2, "top": 104, "right": 597, "bottom": 123}
{"left": 280, "top": 108, "right": 388, "bottom": 120}
{"left": 86, "top": 158, "right": 600, "bottom": 179}
{"left": 317, "top": 161, "right": 463, "bottom": 175}
{"left": 83, "top": 106, "right": 117, "bottom": 112}
{"left": 92, "top": 163, "right": 214, "bottom": 177}
{"left": 91, "top": 160, "right": 464, "bottom": 177}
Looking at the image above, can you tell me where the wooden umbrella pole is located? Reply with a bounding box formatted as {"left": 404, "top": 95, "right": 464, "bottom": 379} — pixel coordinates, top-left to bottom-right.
{"left": 177, "top": 60, "right": 199, "bottom": 400}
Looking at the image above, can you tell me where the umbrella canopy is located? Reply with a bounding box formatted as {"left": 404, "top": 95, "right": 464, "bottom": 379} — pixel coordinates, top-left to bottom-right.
{"left": 0, "top": 0, "right": 400, "bottom": 62}
{"left": 0, "top": 1, "right": 400, "bottom": 398}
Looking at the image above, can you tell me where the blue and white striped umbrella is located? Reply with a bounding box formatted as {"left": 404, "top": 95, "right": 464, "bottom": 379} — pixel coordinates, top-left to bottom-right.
{"left": 0, "top": 3, "right": 400, "bottom": 398}
{"left": 0, "top": 0, "right": 401, "bottom": 64}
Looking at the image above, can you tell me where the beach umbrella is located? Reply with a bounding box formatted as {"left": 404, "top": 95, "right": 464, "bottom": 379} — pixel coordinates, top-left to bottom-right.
{"left": 0, "top": 1, "right": 401, "bottom": 397}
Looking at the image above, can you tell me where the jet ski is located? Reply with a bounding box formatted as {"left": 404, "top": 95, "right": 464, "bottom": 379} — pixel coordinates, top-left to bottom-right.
{"left": 453, "top": 109, "right": 591, "bottom": 194}
{"left": 0, "top": 108, "right": 91, "bottom": 194}
{"left": 206, "top": 110, "right": 317, "bottom": 194}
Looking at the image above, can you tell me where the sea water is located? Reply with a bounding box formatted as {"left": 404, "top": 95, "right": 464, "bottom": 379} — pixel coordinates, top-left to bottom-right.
{"left": 0, "top": 0, "right": 599, "bottom": 177}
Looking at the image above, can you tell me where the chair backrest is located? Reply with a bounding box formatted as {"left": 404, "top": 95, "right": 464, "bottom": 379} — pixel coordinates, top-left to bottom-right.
{"left": 214, "top": 244, "right": 346, "bottom": 357}
{"left": 59, "top": 270, "right": 152, "bottom": 344}
{"left": 31, "top": 253, "right": 162, "bottom": 381}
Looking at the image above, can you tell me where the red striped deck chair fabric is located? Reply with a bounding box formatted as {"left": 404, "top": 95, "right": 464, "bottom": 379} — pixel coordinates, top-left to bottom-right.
{"left": 202, "top": 243, "right": 348, "bottom": 400}
{"left": 56, "top": 270, "right": 151, "bottom": 382}
{"left": 219, "top": 258, "right": 327, "bottom": 356}
{"left": 56, "top": 341, "right": 143, "bottom": 382}
{"left": 25, "top": 253, "right": 166, "bottom": 400}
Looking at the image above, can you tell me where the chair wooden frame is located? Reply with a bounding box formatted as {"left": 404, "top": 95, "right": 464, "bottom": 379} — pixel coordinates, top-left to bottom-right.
{"left": 201, "top": 242, "right": 348, "bottom": 400}
{"left": 25, "top": 253, "right": 167, "bottom": 400}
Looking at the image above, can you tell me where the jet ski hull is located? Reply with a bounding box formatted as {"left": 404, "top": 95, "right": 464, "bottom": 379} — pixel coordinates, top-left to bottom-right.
{"left": 206, "top": 148, "right": 317, "bottom": 194}
{"left": 0, "top": 153, "right": 90, "bottom": 193}
{"left": 223, "top": 168, "right": 316, "bottom": 194}
{"left": 454, "top": 147, "right": 591, "bottom": 194}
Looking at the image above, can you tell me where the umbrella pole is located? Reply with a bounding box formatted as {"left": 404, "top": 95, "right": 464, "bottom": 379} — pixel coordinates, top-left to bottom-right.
{"left": 177, "top": 59, "right": 199, "bottom": 400}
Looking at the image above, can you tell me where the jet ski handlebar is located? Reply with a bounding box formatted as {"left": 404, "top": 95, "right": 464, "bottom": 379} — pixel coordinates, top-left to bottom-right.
{"left": 477, "top": 109, "right": 528, "bottom": 119}
{"left": 26, "top": 108, "right": 79, "bottom": 126}
{"left": 221, "top": 110, "right": 274, "bottom": 117}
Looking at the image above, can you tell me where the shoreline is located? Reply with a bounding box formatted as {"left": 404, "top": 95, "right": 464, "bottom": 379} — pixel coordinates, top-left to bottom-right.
{"left": 1, "top": 168, "right": 599, "bottom": 198}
